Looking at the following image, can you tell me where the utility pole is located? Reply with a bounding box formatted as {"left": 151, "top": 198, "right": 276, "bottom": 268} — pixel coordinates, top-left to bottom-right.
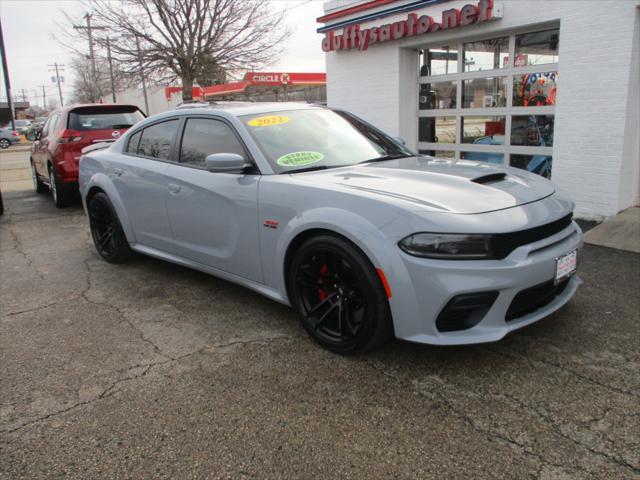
{"left": 0, "top": 19, "right": 16, "bottom": 130}
{"left": 38, "top": 84, "right": 47, "bottom": 109}
{"left": 20, "top": 88, "right": 27, "bottom": 102}
{"left": 48, "top": 63, "right": 65, "bottom": 106}
{"left": 106, "top": 37, "right": 116, "bottom": 103}
{"left": 73, "top": 13, "right": 107, "bottom": 101}
{"left": 135, "top": 35, "right": 149, "bottom": 115}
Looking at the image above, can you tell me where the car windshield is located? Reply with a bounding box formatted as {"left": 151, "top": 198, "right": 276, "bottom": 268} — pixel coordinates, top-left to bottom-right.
{"left": 15, "top": 120, "right": 29, "bottom": 126}
{"left": 68, "top": 106, "right": 145, "bottom": 131}
{"left": 240, "top": 109, "right": 413, "bottom": 173}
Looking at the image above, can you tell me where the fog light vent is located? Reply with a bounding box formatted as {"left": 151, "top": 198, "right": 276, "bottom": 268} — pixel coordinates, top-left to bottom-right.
{"left": 436, "top": 291, "right": 499, "bottom": 332}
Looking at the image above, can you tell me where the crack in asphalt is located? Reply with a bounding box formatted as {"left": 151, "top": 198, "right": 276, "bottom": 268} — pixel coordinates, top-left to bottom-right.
{"left": 0, "top": 335, "right": 292, "bottom": 435}
{"left": 80, "top": 259, "right": 175, "bottom": 361}
{"left": 5, "top": 226, "right": 45, "bottom": 280}
{"left": 361, "top": 358, "right": 620, "bottom": 478}
{"left": 499, "top": 391, "right": 640, "bottom": 474}
{"left": 484, "top": 346, "right": 640, "bottom": 399}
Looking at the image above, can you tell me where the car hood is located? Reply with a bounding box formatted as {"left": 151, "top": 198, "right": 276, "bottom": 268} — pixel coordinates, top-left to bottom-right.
{"left": 291, "top": 157, "right": 555, "bottom": 214}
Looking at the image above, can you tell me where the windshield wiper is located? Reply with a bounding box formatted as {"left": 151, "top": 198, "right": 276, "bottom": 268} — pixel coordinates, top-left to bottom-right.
{"left": 286, "top": 165, "right": 331, "bottom": 174}
{"left": 358, "top": 153, "right": 413, "bottom": 164}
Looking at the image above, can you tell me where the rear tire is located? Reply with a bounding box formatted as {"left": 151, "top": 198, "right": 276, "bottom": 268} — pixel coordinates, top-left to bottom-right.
{"left": 48, "top": 166, "right": 71, "bottom": 208}
{"left": 88, "top": 192, "right": 133, "bottom": 264}
{"left": 0, "top": 139, "right": 10, "bottom": 149}
{"left": 288, "top": 234, "right": 393, "bottom": 354}
{"left": 31, "top": 160, "right": 48, "bottom": 193}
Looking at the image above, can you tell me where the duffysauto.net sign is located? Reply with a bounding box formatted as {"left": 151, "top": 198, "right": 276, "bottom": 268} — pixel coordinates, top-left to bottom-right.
{"left": 322, "top": 0, "right": 497, "bottom": 52}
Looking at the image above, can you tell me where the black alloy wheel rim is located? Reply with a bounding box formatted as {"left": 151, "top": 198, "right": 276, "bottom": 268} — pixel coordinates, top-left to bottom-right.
{"left": 89, "top": 200, "right": 118, "bottom": 257}
{"left": 295, "top": 248, "right": 367, "bottom": 344}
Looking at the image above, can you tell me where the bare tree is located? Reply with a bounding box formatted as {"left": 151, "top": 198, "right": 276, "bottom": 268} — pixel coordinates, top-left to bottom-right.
{"left": 68, "top": 53, "right": 136, "bottom": 103}
{"left": 61, "top": 0, "right": 288, "bottom": 102}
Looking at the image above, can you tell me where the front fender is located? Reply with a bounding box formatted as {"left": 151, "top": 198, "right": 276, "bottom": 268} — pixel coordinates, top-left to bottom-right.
{"left": 82, "top": 172, "right": 137, "bottom": 244}
{"left": 269, "top": 208, "right": 420, "bottom": 333}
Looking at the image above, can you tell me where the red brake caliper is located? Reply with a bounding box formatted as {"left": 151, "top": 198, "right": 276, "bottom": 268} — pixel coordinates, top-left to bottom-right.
{"left": 317, "top": 264, "right": 329, "bottom": 301}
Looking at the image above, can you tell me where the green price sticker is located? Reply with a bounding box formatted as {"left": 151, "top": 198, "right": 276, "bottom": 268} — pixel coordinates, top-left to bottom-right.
{"left": 276, "top": 151, "right": 324, "bottom": 167}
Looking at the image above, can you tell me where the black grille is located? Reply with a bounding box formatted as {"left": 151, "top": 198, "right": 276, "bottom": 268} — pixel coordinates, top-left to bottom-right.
{"left": 492, "top": 214, "right": 573, "bottom": 259}
{"left": 506, "top": 279, "right": 570, "bottom": 321}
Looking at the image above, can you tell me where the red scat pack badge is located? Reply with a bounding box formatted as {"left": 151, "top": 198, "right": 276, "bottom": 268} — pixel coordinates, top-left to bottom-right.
{"left": 263, "top": 220, "right": 279, "bottom": 229}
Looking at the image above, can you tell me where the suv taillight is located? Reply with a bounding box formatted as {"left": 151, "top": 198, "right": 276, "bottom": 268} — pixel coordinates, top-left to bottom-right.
{"left": 11, "top": 131, "right": 20, "bottom": 137}
{"left": 59, "top": 129, "right": 83, "bottom": 143}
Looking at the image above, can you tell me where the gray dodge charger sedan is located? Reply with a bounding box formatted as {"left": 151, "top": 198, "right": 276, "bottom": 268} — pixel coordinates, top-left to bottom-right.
{"left": 79, "top": 102, "right": 582, "bottom": 354}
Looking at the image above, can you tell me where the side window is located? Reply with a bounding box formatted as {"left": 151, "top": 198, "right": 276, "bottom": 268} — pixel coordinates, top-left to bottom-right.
{"left": 180, "top": 118, "right": 246, "bottom": 167}
{"left": 126, "top": 131, "right": 142, "bottom": 154}
{"left": 137, "top": 120, "right": 179, "bottom": 160}
{"left": 50, "top": 114, "right": 60, "bottom": 134}
{"left": 41, "top": 117, "right": 52, "bottom": 137}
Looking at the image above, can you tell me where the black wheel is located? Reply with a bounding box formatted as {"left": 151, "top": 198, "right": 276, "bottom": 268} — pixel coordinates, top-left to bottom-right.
{"left": 48, "top": 165, "right": 71, "bottom": 208}
{"left": 88, "top": 192, "right": 133, "bottom": 263}
{"left": 0, "top": 139, "right": 10, "bottom": 149}
{"left": 31, "top": 160, "right": 48, "bottom": 193}
{"left": 288, "top": 234, "right": 393, "bottom": 354}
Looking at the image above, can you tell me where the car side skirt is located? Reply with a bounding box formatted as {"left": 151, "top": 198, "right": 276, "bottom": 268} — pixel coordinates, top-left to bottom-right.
{"left": 131, "top": 243, "right": 289, "bottom": 306}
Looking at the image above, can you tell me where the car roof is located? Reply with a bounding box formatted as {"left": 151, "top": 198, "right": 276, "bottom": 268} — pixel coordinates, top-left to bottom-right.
{"left": 53, "top": 103, "right": 142, "bottom": 114}
{"left": 175, "top": 101, "right": 325, "bottom": 117}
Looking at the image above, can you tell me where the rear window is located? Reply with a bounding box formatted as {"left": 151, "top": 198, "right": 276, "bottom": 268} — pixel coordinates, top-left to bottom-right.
{"left": 68, "top": 107, "right": 145, "bottom": 131}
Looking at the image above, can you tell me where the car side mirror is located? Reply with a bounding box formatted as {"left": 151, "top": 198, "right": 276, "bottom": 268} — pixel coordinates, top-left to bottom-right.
{"left": 205, "top": 153, "right": 248, "bottom": 173}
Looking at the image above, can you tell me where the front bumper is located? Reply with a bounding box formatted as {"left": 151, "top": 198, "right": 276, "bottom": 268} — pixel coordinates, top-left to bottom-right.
{"left": 391, "top": 220, "right": 583, "bottom": 345}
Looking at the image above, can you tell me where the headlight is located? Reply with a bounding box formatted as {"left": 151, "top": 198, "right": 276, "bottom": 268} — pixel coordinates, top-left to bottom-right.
{"left": 398, "top": 233, "right": 495, "bottom": 259}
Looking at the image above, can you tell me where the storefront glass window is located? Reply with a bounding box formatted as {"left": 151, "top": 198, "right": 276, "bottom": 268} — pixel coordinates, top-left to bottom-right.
{"left": 418, "top": 117, "right": 456, "bottom": 143}
{"left": 464, "top": 37, "right": 509, "bottom": 72}
{"left": 419, "top": 149, "right": 455, "bottom": 158}
{"left": 461, "top": 116, "right": 506, "bottom": 144}
{"left": 461, "top": 151, "right": 504, "bottom": 165}
{"left": 513, "top": 72, "right": 557, "bottom": 106}
{"left": 514, "top": 29, "right": 559, "bottom": 66}
{"left": 510, "top": 154, "right": 552, "bottom": 178}
{"left": 511, "top": 115, "right": 554, "bottom": 147}
{"left": 462, "top": 77, "right": 507, "bottom": 108}
{"left": 419, "top": 46, "right": 458, "bottom": 76}
{"left": 419, "top": 81, "right": 457, "bottom": 110}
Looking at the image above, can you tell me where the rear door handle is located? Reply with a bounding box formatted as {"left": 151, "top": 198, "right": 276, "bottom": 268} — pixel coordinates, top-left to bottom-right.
{"left": 168, "top": 183, "right": 181, "bottom": 194}
{"left": 112, "top": 168, "right": 124, "bottom": 177}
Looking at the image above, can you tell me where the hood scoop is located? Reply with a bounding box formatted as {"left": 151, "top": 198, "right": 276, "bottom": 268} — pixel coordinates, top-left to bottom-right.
{"left": 471, "top": 172, "right": 507, "bottom": 185}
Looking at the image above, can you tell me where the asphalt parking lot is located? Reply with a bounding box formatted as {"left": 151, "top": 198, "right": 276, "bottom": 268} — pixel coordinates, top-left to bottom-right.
{"left": 1, "top": 150, "right": 639, "bottom": 479}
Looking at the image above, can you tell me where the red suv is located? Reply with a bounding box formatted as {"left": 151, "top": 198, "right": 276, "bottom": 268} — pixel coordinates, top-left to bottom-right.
{"left": 31, "top": 104, "right": 145, "bottom": 207}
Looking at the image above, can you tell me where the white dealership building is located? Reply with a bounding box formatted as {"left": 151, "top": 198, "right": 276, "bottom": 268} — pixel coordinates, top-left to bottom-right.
{"left": 320, "top": 0, "right": 639, "bottom": 218}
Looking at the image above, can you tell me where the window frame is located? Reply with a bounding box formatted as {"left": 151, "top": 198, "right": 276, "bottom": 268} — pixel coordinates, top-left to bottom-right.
{"left": 122, "top": 117, "right": 182, "bottom": 163}
{"left": 175, "top": 115, "right": 260, "bottom": 174}
{"left": 417, "top": 25, "right": 558, "bottom": 168}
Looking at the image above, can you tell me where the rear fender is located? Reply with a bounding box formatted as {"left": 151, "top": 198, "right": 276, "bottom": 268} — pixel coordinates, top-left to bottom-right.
{"left": 83, "top": 172, "right": 137, "bottom": 244}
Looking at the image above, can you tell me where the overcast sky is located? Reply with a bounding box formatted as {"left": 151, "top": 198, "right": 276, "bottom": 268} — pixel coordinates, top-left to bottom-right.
{"left": 0, "top": 0, "right": 326, "bottom": 108}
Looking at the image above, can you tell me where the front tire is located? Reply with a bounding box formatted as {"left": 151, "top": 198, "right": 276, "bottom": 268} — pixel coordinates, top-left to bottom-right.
{"left": 288, "top": 234, "right": 393, "bottom": 354}
{"left": 0, "top": 139, "right": 10, "bottom": 149}
{"left": 88, "top": 192, "right": 133, "bottom": 263}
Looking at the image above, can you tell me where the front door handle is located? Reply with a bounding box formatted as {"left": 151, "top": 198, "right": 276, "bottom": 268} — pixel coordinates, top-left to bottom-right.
{"left": 168, "top": 183, "right": 181, "bottom": 194}
{"left": 112, "top": 168, "right": 124, "bottom": 177}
